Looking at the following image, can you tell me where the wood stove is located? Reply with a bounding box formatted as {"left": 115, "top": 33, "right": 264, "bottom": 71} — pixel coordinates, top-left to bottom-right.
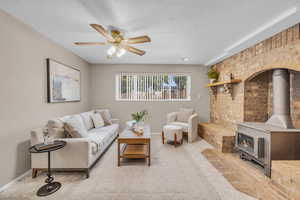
{"left": 236, "top": 69, "right": 300, "bottom": 177}
{"left": 236, "top": 131, "right": 264, "bottom": 159}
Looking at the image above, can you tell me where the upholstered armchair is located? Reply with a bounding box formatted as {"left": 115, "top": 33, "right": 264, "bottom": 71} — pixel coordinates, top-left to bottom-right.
{"left": 167, "top": 108, "right": 199, "bottom": 143}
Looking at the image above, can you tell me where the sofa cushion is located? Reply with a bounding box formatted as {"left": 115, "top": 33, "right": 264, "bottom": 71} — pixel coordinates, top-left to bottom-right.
{"left": 88, "top": 124, "right": 119, "bottom": 136}
{"left": 89, "top": 133, "right": 110, "bottom": 154}
{"left": 64, "top": 115, "right": 89, "bottom": 138}
{"left": 89, "top": 133, "right": 106, "bottom": 154}
{"left": 87, "top": 124, "right": 118, "bottom": 154}
{"left": 170, "top": 121, "right": 188, "bottom": 132}
{"left": 177, "top": 108, "right": 194, "bottom": 122}
{"left": 89, "top": 132, "right": 108, "bottom": 153}
{"left": 91, "top": 113, "right": 105, "bottom": 128}
{"left": 59, "top": 115, "right": 71, "bottom": 123}
{"left": 80, "top": 111, "right": 95, "bottom": 130}
{"left": 95, "top": 109, "right": 112, "bottom": 125}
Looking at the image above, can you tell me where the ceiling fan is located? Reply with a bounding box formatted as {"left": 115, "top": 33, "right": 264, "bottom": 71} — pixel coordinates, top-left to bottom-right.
{"left": 74, "top": 24, "right": 151, "bottom": 58}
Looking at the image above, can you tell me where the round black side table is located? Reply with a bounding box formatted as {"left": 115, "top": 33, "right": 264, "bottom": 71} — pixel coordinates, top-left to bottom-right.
{"left": 29, "top": 140, "right": 66, "bottom": 196}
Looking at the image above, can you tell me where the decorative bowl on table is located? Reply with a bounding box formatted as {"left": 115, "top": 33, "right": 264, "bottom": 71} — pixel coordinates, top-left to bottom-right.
{"left": 133, "top": 127, "right": 144, "bottom": 135}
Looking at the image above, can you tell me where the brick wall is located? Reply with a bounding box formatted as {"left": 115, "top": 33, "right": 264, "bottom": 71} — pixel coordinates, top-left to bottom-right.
{"left": 244, "top": 71, "right": 271, "bottom": 122}
{"left": 210, "top": 24, "right": 300, "bottom": 129}
{"left": 292, "top": 72, "right": 300, "bottom": 128}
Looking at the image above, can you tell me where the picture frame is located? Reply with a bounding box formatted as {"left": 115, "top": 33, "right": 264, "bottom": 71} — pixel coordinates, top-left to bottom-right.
{"left": 47, "top": 58, "right": 81, "bottom": 103}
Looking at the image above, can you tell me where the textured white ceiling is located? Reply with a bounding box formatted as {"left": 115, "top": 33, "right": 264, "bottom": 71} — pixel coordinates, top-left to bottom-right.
{"left": 0, "top": 0, "right": 300, "bottom": 65}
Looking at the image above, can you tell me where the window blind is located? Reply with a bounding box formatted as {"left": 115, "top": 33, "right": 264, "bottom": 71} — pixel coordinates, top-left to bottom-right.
{"left": 116, "top": 73, "right": 191, "bottom": 101}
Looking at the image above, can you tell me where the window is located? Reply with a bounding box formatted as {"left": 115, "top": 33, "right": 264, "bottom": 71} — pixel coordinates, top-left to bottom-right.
{"left": 116, "top": 73, "right": 191, "bottom": 101}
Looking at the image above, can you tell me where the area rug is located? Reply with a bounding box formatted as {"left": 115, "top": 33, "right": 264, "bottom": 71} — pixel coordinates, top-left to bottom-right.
{"left": 0, "top": 136, "right": 254, "bottom": 200}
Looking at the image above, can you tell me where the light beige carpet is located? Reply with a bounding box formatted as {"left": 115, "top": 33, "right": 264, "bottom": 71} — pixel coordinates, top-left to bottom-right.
{"left": 0, "top": 135, "right": 255, "bottom": 200}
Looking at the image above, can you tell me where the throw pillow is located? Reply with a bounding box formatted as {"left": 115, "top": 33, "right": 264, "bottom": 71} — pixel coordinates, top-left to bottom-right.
{"left": 48, "top": 119, "right": 64, "bottom": 128}
{"left": 177, "top": 108, "right": 194, "bottom": 122}
{"left": 96, "top": 109, "right": 113, "bottom": 125}
{"left": 64, "top": 115, "right": 89, "bottom": 138}
{"left": 48, "top": 127, "right": 65, "bottom": 138}
{"left": 91, "top": 113, "right": 105, "bottom": 128}
{"left": 80, "top": 111, "right": 95, "bottom": 130}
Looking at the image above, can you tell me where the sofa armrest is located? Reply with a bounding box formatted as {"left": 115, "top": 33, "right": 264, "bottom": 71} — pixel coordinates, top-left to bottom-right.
{"left": 167, "top": 112, "right": 178, "bottom": 124}
{"left": 111, "top": 118, "right": 120, "bottom": 124}
{"left": 51, "top": 138, "right": 92, "bottom": 168}
{"left": 31, "top": 138, "right": 91, "bottom": 169}
{"left": 188, "top": 114, "right": 199, "bottom": 142}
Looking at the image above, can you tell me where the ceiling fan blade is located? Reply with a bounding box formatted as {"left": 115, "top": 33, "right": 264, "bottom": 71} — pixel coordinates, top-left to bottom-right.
{"left": 74, "top": 42, "right": 106, "bottom": 45}
{"left": 90, "top": 24, "right": 113, "bottom": 40}
{"left": 123, "top": 45, "right": 145, "bottom": 56}
{"left": 126, "top": 35, "right": 151, "bottom": 44}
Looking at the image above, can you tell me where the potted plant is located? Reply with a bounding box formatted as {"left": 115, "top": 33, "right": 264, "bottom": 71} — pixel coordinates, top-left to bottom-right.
{"left": 207, "top": 67, "right": 219, "bottom": 84}
{"left": 131, "top": 110, "right": 149, "bottom": 134}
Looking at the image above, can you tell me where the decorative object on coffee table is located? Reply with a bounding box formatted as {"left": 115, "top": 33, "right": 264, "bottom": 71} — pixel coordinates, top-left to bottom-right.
{"left": 131, "top": 110, "right": 149, "bottom": 134}
{"left": 132, "top": 128, "right": 144, "bottom": 135}
{"left": 29, "top": 140, "right": 66, "bottom": 196}
{"left": 117, "top": 125, "right": 151, "bottom": 166}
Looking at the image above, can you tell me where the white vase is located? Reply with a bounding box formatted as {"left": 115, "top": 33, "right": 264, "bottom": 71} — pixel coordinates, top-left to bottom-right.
{"left": 136, "top": 121, "right": 144, "bottom": 129}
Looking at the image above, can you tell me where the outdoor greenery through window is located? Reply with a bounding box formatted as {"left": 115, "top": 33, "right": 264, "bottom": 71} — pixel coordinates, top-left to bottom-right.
{"left": 116, "top": 73, "right": 191, "bottom": 101}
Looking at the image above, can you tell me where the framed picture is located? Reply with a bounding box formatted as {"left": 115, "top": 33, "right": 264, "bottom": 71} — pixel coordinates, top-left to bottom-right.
{"left": 47, "top": 58, "right": 81, "bottom": 103}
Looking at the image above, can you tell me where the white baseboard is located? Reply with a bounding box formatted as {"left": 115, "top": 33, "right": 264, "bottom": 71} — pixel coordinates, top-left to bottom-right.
{"left": 0, "top": 170, "right": 31, "bottom": 193}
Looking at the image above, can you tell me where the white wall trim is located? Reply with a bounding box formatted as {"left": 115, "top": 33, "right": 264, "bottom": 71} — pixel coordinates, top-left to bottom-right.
{"left": 205, "top": 6, "right": 299, "bottom": 66}
{"left": 225, "top": 6, "right": 298, "bottom": 52}
{"left": 205, "top": 52, "right": 228, "bottom": 66}
{"left": 0, "top": 170, "right": 31, "bottom": 193}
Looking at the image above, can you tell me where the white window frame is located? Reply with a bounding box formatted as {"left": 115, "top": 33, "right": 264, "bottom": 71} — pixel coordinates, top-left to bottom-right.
{"left": 115, "top": 72, "right": 191, "bottom": 101}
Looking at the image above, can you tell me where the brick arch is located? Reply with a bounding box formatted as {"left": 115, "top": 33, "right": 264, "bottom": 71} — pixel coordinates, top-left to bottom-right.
{"left": 243, "top": 64, "right": 300, "bottom": 81}
{"left": 242, "top": 65, "right": 300, "bottom": 128}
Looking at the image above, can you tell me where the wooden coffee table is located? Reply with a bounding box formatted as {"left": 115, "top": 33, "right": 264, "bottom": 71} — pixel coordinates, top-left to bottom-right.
{"left": 117, "top": 125, "right": 151, "bottom": 166}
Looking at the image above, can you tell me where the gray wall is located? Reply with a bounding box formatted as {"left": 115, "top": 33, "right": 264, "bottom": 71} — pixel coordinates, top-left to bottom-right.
{"left": 90, "top": 64, "right": 210, "bottom": 132}
{"left": 0, "top": 8, "right": 210, "bottom": 188}
{"left": 0, "top": 10, "right": 91, "bottom": 187}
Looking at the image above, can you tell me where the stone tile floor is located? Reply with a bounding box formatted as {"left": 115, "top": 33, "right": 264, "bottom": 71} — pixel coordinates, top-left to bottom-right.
{"left": 202, "top": 149, "right": 298, "bottom": 200}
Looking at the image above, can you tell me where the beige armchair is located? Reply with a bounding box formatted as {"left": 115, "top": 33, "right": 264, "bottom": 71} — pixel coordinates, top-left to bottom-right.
{"left": 167, "top": 109, "right": 199, "bottom": 143}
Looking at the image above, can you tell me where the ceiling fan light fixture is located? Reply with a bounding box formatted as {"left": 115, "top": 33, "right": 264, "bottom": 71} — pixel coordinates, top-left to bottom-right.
{"left": 107, "top": 46, "right": 117, "bottom": 56}
{"left": 116, "top": 48, "right": 126, "bottom": 58}
{"left": 76, "top": 24, "right": 150, "bottom": 58}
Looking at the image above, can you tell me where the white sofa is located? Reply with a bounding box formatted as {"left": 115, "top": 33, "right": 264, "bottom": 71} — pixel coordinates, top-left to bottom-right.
{"left": 167, "top": 108, "right": 199, "bottom": 143}
{"left": 30, "top": 109, "right": 119, "bottom": 178}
